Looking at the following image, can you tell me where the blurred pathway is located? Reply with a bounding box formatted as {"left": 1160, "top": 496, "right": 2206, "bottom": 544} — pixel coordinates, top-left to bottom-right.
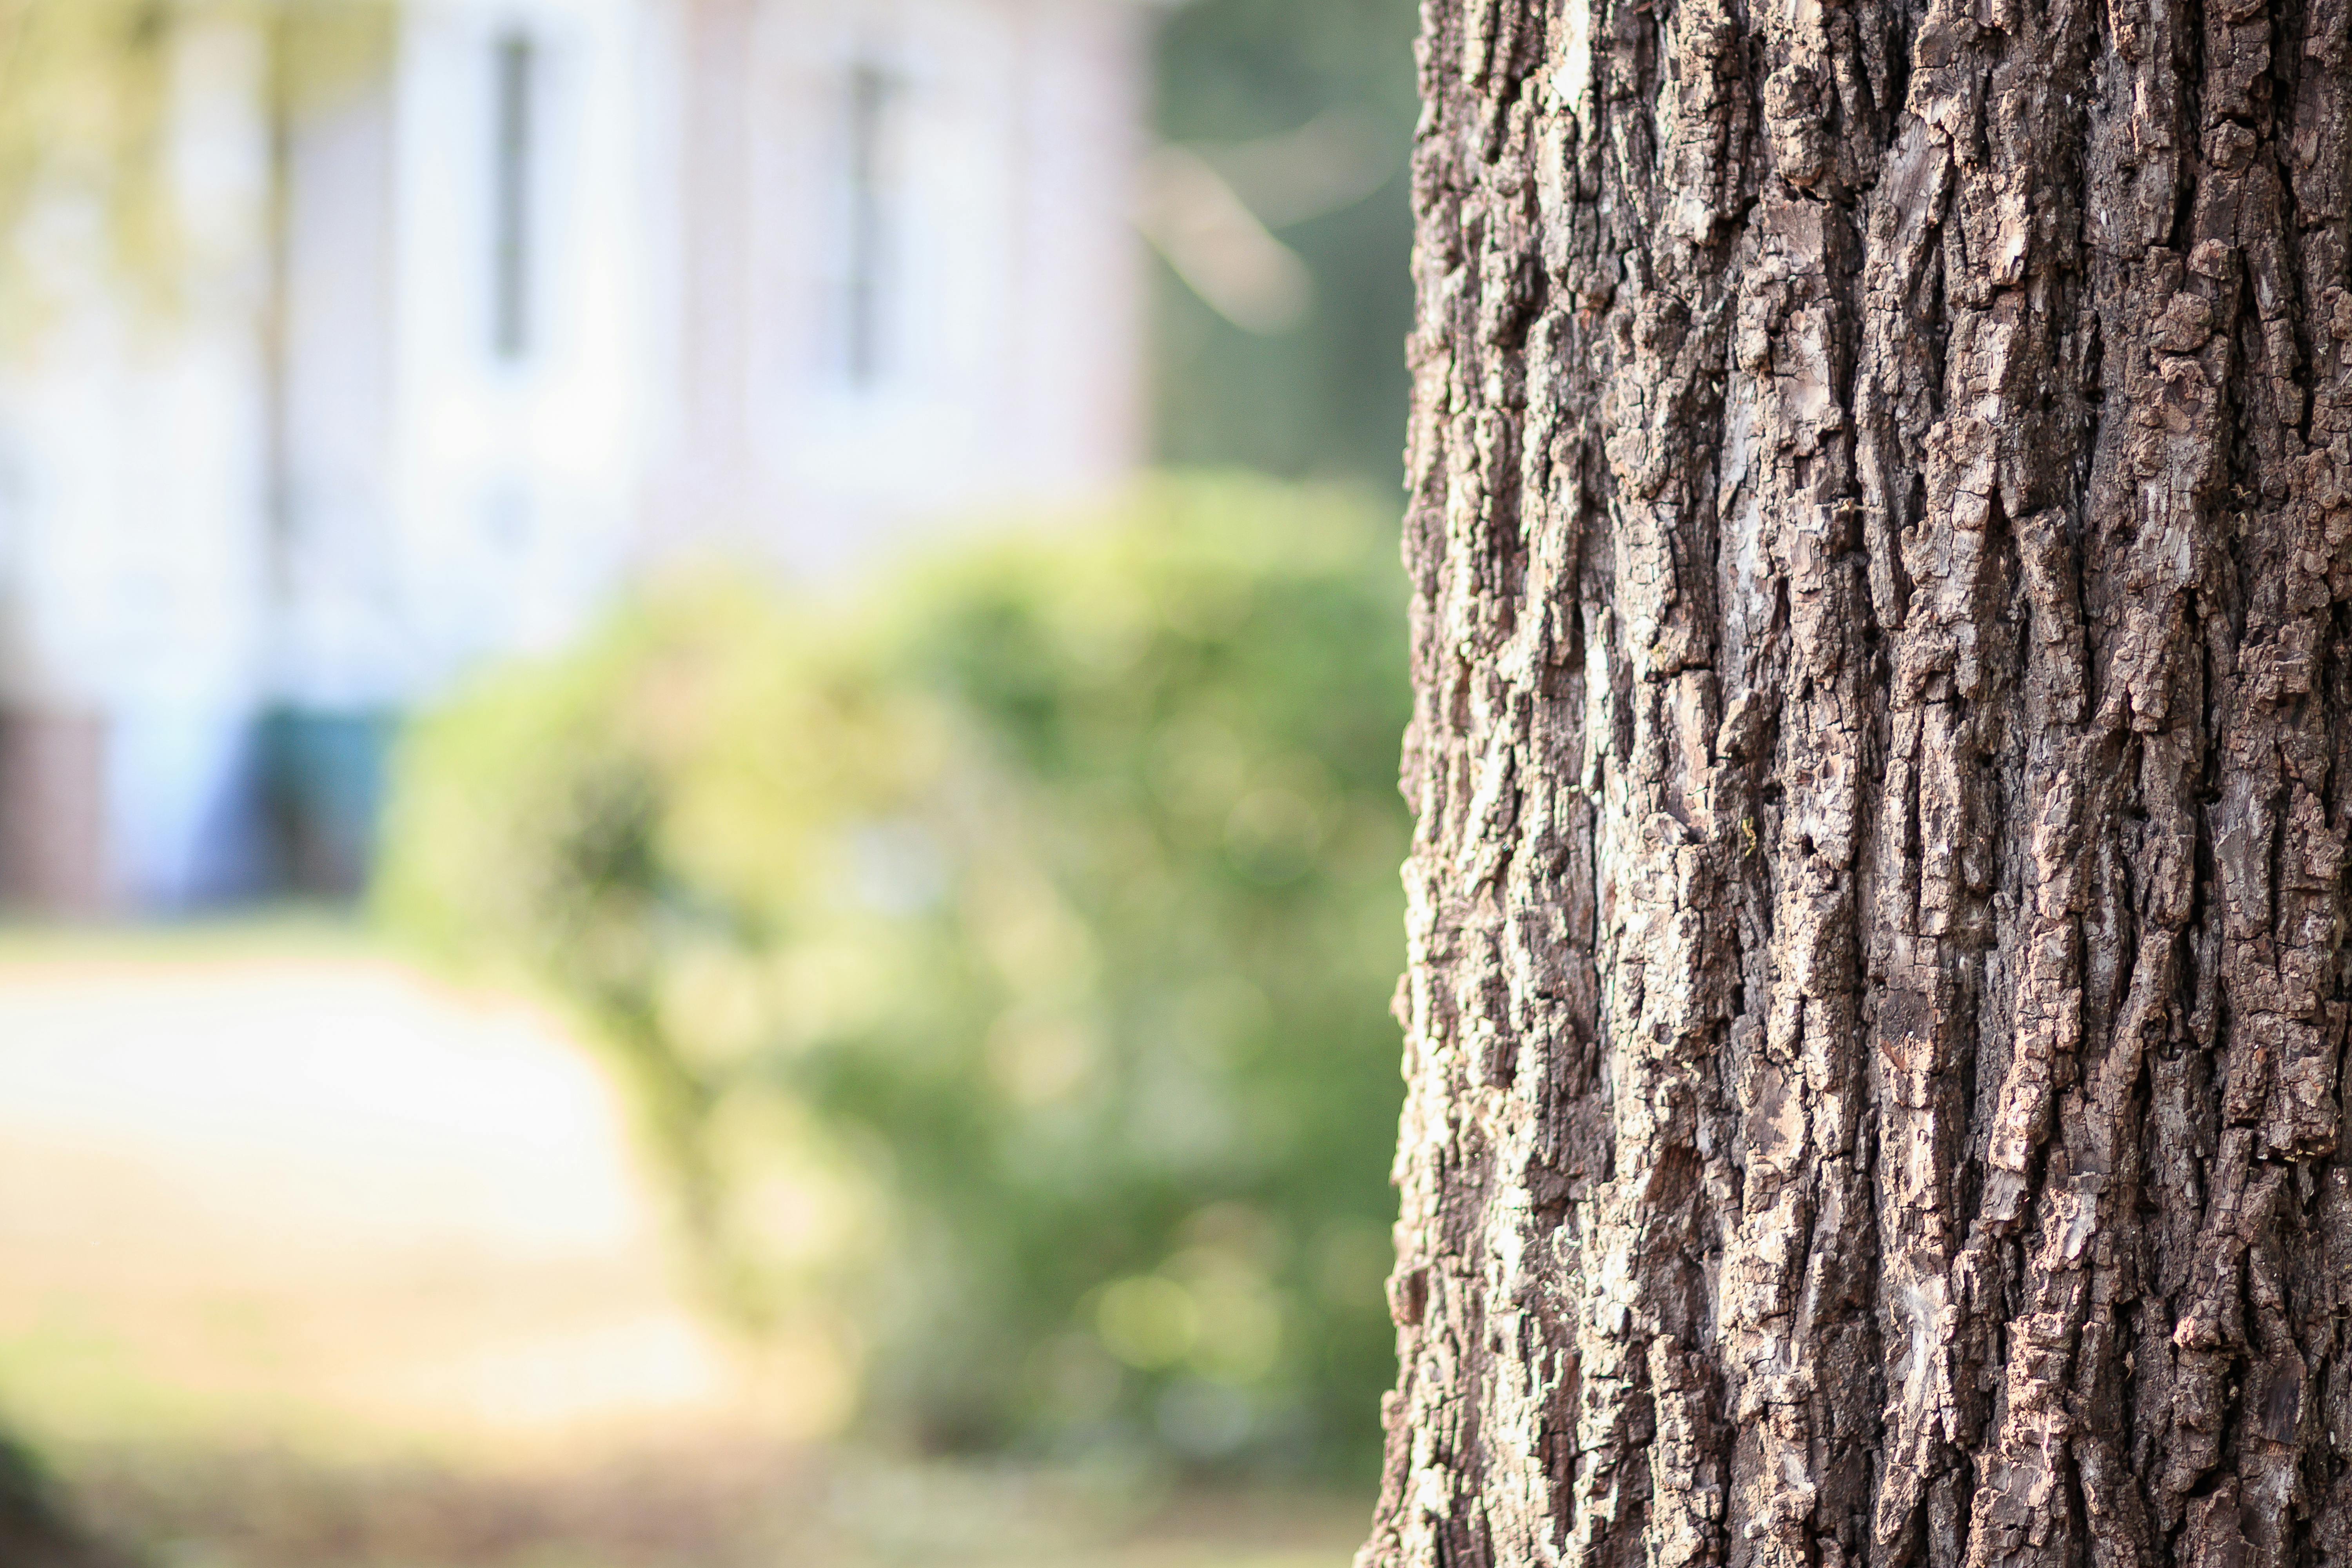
{"left": 0, "top": 930, "right": 769, "bottom": 1456}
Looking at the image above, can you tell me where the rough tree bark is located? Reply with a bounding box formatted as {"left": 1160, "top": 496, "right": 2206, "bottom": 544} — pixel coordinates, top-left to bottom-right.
{"left": 1365, "top": 0, "right": 2352, "bottom": 1565}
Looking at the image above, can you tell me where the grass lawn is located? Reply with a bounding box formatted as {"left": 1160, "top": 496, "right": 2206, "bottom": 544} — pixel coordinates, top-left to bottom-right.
{"left": 0, "top": 916, "right": 1368, "bottom": 1568}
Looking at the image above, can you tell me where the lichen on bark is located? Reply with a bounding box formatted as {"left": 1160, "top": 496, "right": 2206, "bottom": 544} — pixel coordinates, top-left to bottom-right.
{"left": 1365, "top": 0, "right": 2352, "bottom": 1564}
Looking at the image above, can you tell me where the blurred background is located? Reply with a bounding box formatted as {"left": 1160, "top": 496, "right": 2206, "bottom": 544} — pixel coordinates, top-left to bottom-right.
{"left": 0, "top": 1, "right": 1417, "bottom": 1565}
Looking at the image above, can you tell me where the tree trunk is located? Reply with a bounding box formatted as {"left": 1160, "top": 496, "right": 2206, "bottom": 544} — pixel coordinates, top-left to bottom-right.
{"left": 1365, "top": 1, "right": 2352, "bottom": 1566}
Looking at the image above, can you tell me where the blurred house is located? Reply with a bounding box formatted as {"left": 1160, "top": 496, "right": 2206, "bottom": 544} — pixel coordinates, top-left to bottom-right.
{"left": 0, "top": 0, "right": 1150, "bottom": 912}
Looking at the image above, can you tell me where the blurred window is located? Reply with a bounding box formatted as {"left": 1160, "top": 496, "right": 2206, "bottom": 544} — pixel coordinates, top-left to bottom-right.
{"left": 491, "top": 31, "right": 537, "bottom": 361}
{"left": 841, "top": 59, "right": 897, "bottom": 390}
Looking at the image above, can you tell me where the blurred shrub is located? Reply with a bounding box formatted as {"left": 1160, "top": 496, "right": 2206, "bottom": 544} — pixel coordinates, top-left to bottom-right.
{"left": 377, "top": 478, "right": 1408, "bottom": 1476}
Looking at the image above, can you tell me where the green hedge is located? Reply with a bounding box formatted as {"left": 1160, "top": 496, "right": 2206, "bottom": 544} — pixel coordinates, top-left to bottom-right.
{"left": 377, "top": 478, "right": 1410, "bottom": 1475}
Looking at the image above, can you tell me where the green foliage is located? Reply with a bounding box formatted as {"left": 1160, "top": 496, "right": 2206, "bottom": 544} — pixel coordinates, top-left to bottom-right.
{"left": 378, "top": 479, "right": 1410, "bottom": 1476}
{"left": 0, "top": 0, "right": 392, "bottom": 334}
{"left": 1152, "top": 0, "right": 1419, "bottom": 487}
{"left": 0, "top": 0, "right": 181, "bottom": 319}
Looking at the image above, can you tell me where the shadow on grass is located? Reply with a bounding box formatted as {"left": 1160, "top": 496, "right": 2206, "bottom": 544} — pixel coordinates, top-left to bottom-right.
{"left": 62, "top": 1439, "right": 1367, "bottom": 1568}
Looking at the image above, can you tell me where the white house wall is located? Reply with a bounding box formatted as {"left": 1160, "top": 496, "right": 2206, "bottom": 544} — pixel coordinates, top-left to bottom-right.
{"left": 0, "top": 20, "right": 275, "bottom": 907}
{"left": 278, "top": 79, "right": 403, "bottom": 710}
{"left": 385, "top": 0, "right": 653, "bottom": 687}
{"left": 1007, "top": 3, "right": 1148, "bottom": 503}
{"left": 0, "top": 23, "right": 274, "bottom": 719}
{"left": 657, "top": 0, "right": 1148, "bottom": 577}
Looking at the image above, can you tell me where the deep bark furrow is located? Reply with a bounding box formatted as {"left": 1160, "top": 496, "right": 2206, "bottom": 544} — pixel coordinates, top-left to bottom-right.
{"left": 1366, "top": 0, "right": 2352, "bottom": 1565}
